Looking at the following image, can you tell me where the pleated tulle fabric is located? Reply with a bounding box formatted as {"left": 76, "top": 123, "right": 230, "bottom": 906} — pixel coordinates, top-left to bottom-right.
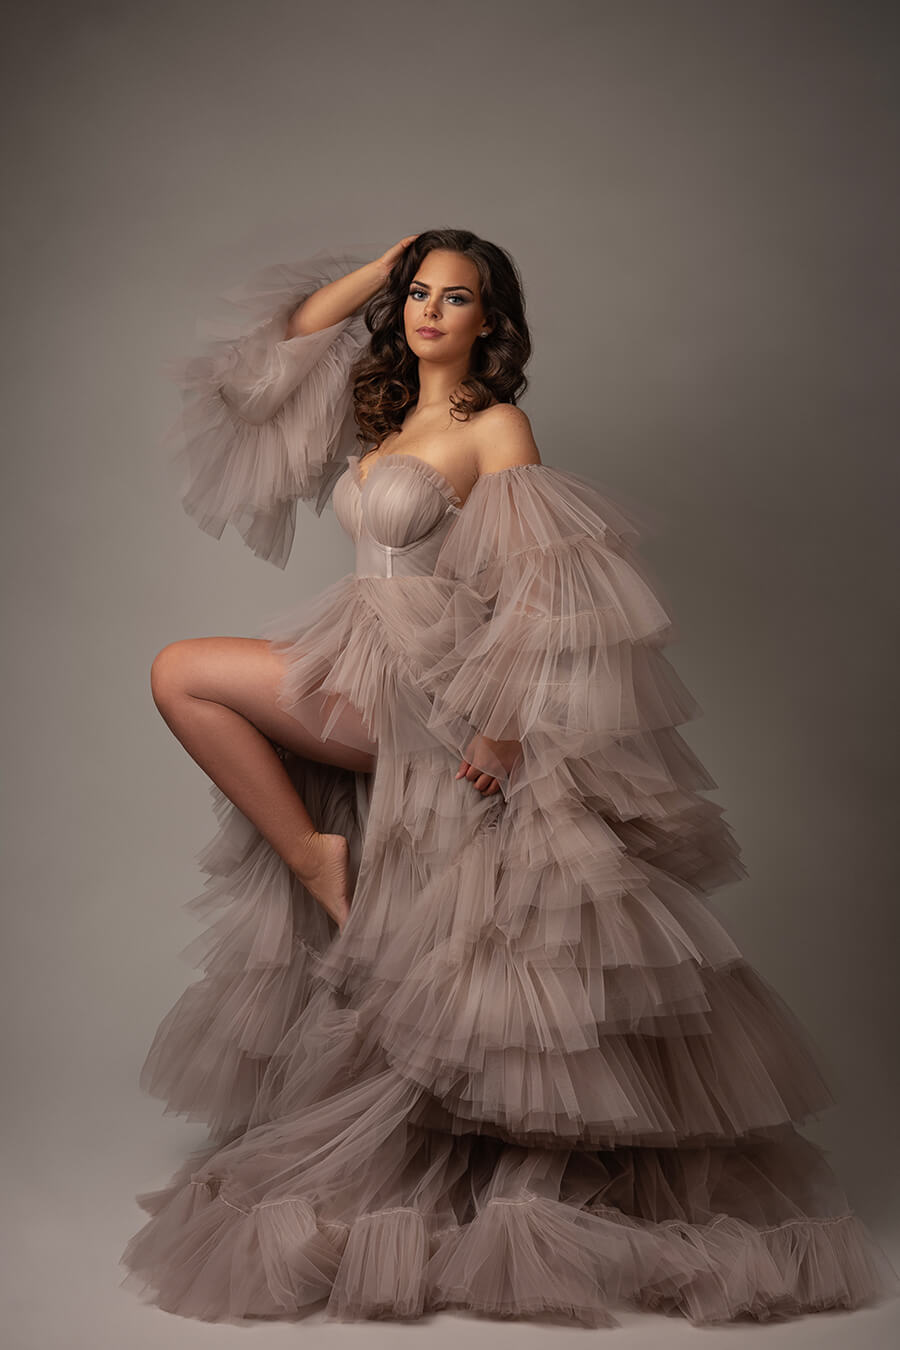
{"left": 163, "top": 248, "right": 373, "bottom": 567}
{"left": 121, "top": 248, "right": 899, "bottom": 1326}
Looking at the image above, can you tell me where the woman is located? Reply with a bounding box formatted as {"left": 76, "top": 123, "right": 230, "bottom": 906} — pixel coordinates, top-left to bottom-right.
{"left": 120, "top": 229, "right": 897, "bottom": 1325}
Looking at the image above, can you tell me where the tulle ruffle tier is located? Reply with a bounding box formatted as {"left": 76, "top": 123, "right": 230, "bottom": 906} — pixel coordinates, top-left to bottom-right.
{"left": 138, "top": 755, "right": 371, "bottom": 1137}
{"left": 123, "top": 1023, "right": 898, "bottom": 1326}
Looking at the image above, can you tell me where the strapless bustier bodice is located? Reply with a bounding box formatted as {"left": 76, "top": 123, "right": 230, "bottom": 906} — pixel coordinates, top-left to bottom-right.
{"left": 332, "top": 454, "right": 463, "bottom": 578}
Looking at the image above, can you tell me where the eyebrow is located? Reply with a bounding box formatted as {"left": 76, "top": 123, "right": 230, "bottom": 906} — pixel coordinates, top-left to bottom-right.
{"left": 409, "top": 279, "right": 475, "bottom": 295}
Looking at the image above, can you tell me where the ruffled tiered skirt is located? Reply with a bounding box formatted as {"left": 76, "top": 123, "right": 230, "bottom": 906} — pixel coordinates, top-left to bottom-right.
{"left": 121, "top": 467, "right": 897, "bottom": 1326}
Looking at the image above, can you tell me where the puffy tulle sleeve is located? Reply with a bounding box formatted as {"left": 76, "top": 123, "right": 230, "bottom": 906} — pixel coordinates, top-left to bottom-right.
{"left": 423, "top": 461, "right": 744, "bottom": 894}
{"left": 163, "top": 249, "right": 374, "bottom": 567}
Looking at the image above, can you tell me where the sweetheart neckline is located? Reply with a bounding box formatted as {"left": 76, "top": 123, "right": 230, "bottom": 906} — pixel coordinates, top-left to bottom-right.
{"left": 349, "top": 452, "right": 465, "bottom": 511}
{"left": 346, "top": 452, "right": 547, "bottom": 515}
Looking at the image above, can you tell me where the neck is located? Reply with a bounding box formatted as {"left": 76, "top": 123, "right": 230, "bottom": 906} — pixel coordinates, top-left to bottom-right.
{"left": 415, "top": 353, "right": 472, "bottom": 415}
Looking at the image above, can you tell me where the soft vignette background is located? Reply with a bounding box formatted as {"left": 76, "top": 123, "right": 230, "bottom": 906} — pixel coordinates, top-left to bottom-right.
{"left": 1, "top": 0, "right": 897, "bottom": 1345}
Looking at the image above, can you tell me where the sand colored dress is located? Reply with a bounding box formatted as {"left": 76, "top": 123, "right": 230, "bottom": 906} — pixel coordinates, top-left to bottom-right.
{"left": 119, "top": 249, "right": 898, "bottom": 1325}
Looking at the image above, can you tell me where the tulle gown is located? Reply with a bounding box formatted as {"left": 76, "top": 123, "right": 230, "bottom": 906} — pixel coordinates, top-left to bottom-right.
{"left": 119, "top": 249, "right": 898, "bottom": 1326}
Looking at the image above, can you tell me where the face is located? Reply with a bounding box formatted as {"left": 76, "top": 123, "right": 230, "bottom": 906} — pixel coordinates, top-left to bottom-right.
{"left": 403, "top": 249, "right": 493, "bottom": 362}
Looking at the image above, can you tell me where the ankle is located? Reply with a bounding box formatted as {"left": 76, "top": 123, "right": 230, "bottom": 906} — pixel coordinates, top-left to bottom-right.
{"left": 287, "top": 828, "right": 323, "bottom": 881}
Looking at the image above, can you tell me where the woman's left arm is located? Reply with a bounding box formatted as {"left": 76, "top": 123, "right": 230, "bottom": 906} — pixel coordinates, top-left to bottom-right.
{"left": 425, "top": 432, "right": 675, "bottom": 807}
{"left": 451, "top": 406, "right": 542, "bottom": 794}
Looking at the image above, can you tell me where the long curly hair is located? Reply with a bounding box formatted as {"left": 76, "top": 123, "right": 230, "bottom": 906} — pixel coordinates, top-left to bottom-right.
{"left": 350, "top": 228, "right": 532, "bottom": 450}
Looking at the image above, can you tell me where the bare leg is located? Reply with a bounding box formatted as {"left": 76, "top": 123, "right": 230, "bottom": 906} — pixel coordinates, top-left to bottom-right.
{"left": 150, "top": 637, "right": 377, "bottom": 932}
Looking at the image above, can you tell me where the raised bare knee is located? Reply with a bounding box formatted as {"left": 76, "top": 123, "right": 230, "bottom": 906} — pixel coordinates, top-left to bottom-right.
{"left": 150, "top": 640, "right": 194, "bottom": 711}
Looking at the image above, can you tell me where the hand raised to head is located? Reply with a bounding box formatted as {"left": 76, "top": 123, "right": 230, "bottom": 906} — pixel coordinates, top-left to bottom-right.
{"left": 373, "top": 235, "right": 420, "bottom": 280}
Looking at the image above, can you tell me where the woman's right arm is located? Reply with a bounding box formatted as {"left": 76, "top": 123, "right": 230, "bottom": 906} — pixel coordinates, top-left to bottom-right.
{"left": 285, "top": 233, "right": 419, "bottom": 336}
{"left": 285, "top": 259, "right": 389, "bottom": 338}
{"left": 164, "top": 238, "right": 416, "bottom": 568}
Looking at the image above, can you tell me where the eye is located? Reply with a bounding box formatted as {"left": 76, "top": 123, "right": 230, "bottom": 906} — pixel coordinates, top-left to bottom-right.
{"left": 408, "top": 288, "right": 467, "bottom": 305}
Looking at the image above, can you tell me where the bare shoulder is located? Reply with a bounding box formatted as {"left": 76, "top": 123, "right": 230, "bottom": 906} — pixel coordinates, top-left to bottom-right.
{"left": 473, "top": 403, "right": 542, "bottom": 476}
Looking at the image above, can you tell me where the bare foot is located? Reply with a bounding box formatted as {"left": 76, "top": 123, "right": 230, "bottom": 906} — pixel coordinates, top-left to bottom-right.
{"left": 292, "top": 831, "right": 351, "bottom": 932}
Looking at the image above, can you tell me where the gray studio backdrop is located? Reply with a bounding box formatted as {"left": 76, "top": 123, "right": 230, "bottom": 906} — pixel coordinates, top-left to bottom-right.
{"left": 2, "top": 1, "right": 897, "bottom": 1347}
